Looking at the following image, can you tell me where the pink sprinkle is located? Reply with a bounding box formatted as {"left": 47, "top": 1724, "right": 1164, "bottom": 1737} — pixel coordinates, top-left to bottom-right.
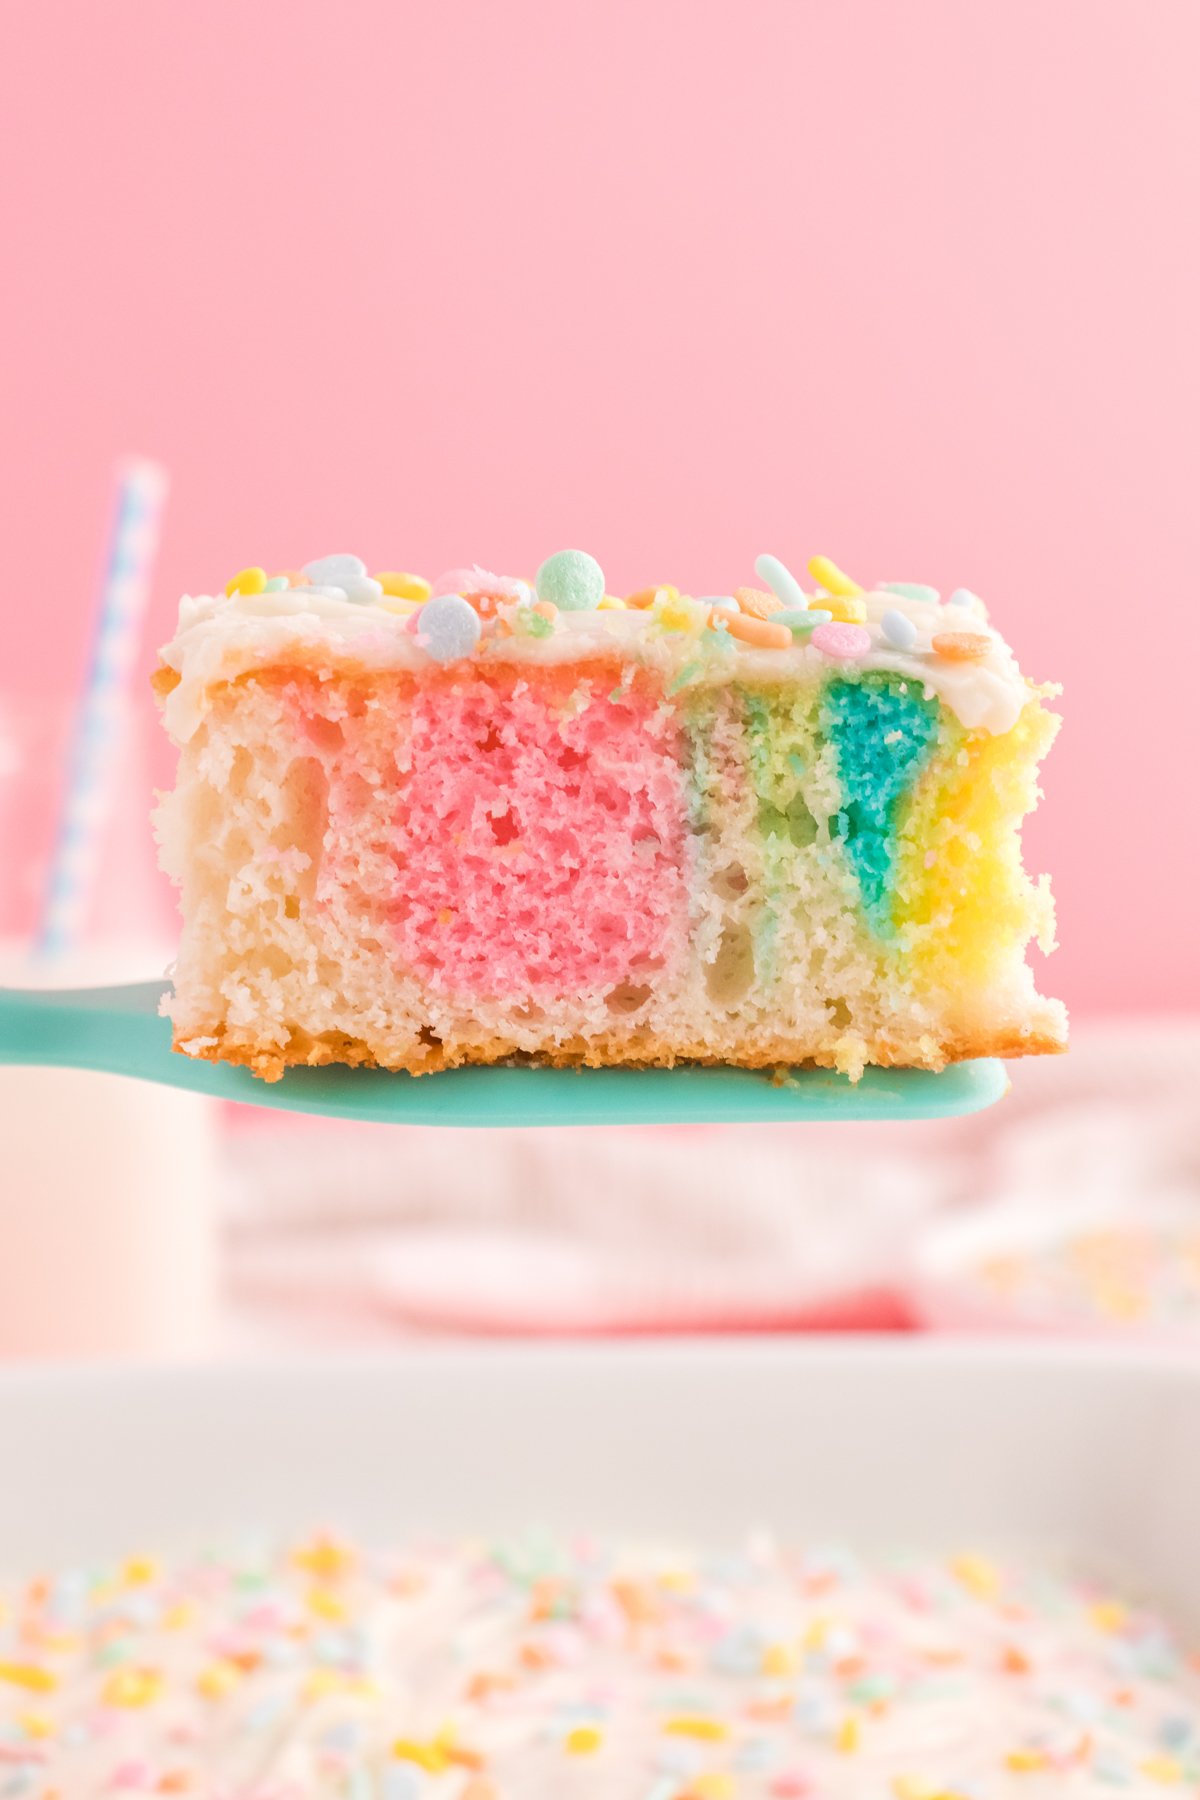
{"left": 811, "top": 621, "right": 871, "bottom": 660}
{"left": 770, "top": 1777, "right": 812, "bottom": 1798}
{"left": 431, "top": 565, "right": 525, "bottom": 602}
{"left": 108, "top": 1761, "right": 152, "bottom": 1790}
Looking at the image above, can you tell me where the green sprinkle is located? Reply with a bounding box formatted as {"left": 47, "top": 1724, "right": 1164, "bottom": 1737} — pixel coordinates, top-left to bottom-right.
{"left": 524, "top": 611, "right": 553, "bottom": 638}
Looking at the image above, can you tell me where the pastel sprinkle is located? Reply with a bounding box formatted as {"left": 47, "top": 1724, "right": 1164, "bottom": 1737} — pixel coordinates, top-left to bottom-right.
{"left": 932, "top": 630, "right": 991, "bottom": 663}
{"left": 263, "top": 576, "right": 290, "bottom": 593}
{"left": 664, "top": 1716, "right": 729, "bottom": 1741}
{"left": 722, "top": 611, "right": 793, "bottom": 650}
{"left": 754, "top": 553, "right": 809, "bottom": 611}
{"left": 627, "top": 585, "right": 678, "bottom": 609}
{"left": 734, "top": 586, "right": 782, "bottom": 620}
{"left": 881, "top": 610, "right": 920, "bottom": 652}
{"left": 332, "top": 572, "right": 384, "bottom": 605}
{"left": 880, "top": 583, "right": 939, "bottom": 603}
{"left": 414, "top": 594, "right": 482, "bottom": 664}
{"left": 808, "top": 554, "right": 863, "bottom": 597}
{"left": 775, "top": 608, "right": 832, "bottom": 634}
{"left": 946, "top": 587, "right": 984, "bottom": 612}
{"left": 303, "top": 553, "right": 367, "bottom": 584}
{"left": 565, "top": 1725, "right": 603, "bottom": 1753}
{"left": 0, "top": 1669, "right": 56, "bottom": 1696}
{"left": 375, "top": 572, "right": 432, "bottom": 603}
{"left": 811, "top": 622, "right": 871, "bottom": 660}
{"left": 822, "top": 593, "right": 868, "bottom": 625}
{"left": 535, "top": 548, "right": 605, "bottom": 612}
{"left": 224, "top": 566, "right": 266, "bottom": 599}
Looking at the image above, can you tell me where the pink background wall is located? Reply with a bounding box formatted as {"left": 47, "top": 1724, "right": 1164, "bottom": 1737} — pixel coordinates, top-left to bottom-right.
{"left": 3, "top": 0, "right": 1196, "bottom": 1013}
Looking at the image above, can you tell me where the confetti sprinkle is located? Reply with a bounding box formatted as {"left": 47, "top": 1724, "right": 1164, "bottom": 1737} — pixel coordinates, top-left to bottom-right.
{"left": 0, "top": 1531, "right": 1194, "bottom": 1796}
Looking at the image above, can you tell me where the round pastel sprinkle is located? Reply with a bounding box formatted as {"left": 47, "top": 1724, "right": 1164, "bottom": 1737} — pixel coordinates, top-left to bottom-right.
{"left": 535, "top": 548, "right": 605, "bottom": 612}
{"left": 597, "top": 593, "right": 627, "bottom": 610}
{"left": 776, "top": 607, "right": 832, "bottom": 633}
{"left": 881, "top": 609, "right": 920, "bottom": 651}
{"left": 947, "top": 587, "right": 984, "bottom": 612}
{"left": 225, "top": 565, "right": 266, "bottom": 599}
{"left": 932, "top": 629, "right": 991, "bottom": 662}
{"left": 303, "top": 553, "right": 367, "bottom": 584}
{"left": 414, "top": 593, "right": 482, "bottom": 664}
{"left": 754, "top": 553, "right": 809, "bottom": 611}
{"left": 811, "top": 621, "right": 871, "bottom": 660}
{"left": 881, "top": 582, "right": 939, "bottom": 604}
{"left": 263, "top": 575, "right": 290, "bottom": 594}
{"left": 808, "top": 554, "right": 863, "bottom": 598}
{"left": 375, "top": 571, "right": 431, "bottom": 603}
{"left": 698, "top": 594, "right": 739, "bottom": 611}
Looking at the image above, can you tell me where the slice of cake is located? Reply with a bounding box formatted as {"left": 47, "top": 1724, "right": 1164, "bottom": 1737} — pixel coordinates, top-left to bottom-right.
{"left": 153, "top": 548, "right": 1066, "bottom": 1081}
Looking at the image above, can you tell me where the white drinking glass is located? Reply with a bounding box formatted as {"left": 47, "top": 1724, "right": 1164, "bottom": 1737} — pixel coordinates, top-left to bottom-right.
{"left": 0, "top": 693, "right": 219, "bottom": 1359}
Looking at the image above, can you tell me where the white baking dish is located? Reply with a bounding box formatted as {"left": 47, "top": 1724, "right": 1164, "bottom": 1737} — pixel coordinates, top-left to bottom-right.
{"left": 0, "top": 1341, "right": 1195, "bottom": 1628}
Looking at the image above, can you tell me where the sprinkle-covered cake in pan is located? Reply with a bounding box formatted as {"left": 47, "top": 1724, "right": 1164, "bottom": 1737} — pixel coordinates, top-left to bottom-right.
{"left": 154, "top": 549, "right": 1065, "bottom": 1082}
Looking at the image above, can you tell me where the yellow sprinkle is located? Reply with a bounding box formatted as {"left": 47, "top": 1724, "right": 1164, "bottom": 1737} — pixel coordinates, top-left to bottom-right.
{"left": 565, "top": 1726, "right": 603, "bottom": 1754}
{"left": 102, "top": 1668, "right": 162, "bottom": 1709}
{"left": 836, "top": 1716, "right": 860, "bottom": 1753}
{"left": 893, "top": 1784, "right": 971, "bottom": 1800}
{"left": 122, "top": 1556, "right": 157, "bottom": 1587}
{"left": 802, "top": 1617, "right": 829, "bottom": 1651}
{"left": 375, "top": 571, "right": 432, "bottom": 602}
{"left": 18, "top": 1710, "right": 54, "bottom": 1739}
{"left": 0, "top": 1664, "right": 58, "bottom": 1694}
{"left": 691, "top": 1777, "right": 736, "bottom": 1800}
{"left": 657, "top": 1569, "right": 696, "bottom": 1593}
{"left": 597, "top": 594, "right": 627, "bottom": 609}
{"left": 808, "top": 554, "right": 862, "bottom": 597}
{"left": 392, "top": 1737, "right": 451, "bottom": 1773}
{"left": 1141, "top": 1755, "right": 1184, "bottom": 1784}
{"left": 822, "top": 593, "right": 868, "bottom": 624}
{"left": 1088, "top": 1600, "right": 1128, "bottom": 1634}
{"left": 1005, "top": 1748, "right": 1048, "bottom": 1771}
{"left": 307, "top": 1585, "right": 347, "bottom": 1622}
{"left": 197, "top": 1661, "right": 240, "bottom": 1699}
{"left": 163, "top": 1603, "right": 193, "bottom": 1631}
{"left": 664, "top": 1716, "right": 728, "bottom": 1741}
{"left": 225, "top": 565, "right": 267, "bottom": 599}
{"left": 761, "top": 1643, "right": 797, "bottom": 1677}
{"left": 950, "top": 1554, "right": 1001, "bottom": 1600}
{"left": 292, "top": 1537, "right": 355, "bottom": 1581}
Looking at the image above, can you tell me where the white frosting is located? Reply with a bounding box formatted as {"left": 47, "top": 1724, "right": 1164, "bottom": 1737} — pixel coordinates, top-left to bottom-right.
{"left": 158, "top": 587, "right": 1036, "bottom": 745}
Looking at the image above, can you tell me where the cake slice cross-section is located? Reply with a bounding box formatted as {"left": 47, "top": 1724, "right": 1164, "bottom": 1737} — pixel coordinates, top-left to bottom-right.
{"left": 154, "top": 549, "right": 1066, "bottom": 1080}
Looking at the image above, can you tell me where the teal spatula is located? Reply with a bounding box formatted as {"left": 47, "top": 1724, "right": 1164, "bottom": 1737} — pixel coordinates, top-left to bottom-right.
{"left": 0, "top": 981, "right": 1007, "bottom": 1125}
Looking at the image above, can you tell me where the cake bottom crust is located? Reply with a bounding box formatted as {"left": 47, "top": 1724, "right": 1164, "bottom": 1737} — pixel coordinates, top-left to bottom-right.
{"left": 174, "top": 1019, "right": 1067, "bottom": 1084}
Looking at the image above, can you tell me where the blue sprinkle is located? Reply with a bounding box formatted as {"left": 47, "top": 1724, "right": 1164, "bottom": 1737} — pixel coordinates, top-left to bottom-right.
{"left": 303, "top": 552, "right": 367, "bottom": 583}
{"left": 698, "top": 595, "right": 738, "bottom": 610}
{"left": 881, "top": 581, "right": 939, "bottom": 603}
{"left": 947, "top": 587, "right": 983, "bottom": 611}
{"left": 416, "top": 593, "right": 482, "bottom": 664}
{"left": 881, "top": 609, "right": 920, "bottom": 651}
{"left": 1160, "top": 1716, "right": 1195, "bottom": 1749}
